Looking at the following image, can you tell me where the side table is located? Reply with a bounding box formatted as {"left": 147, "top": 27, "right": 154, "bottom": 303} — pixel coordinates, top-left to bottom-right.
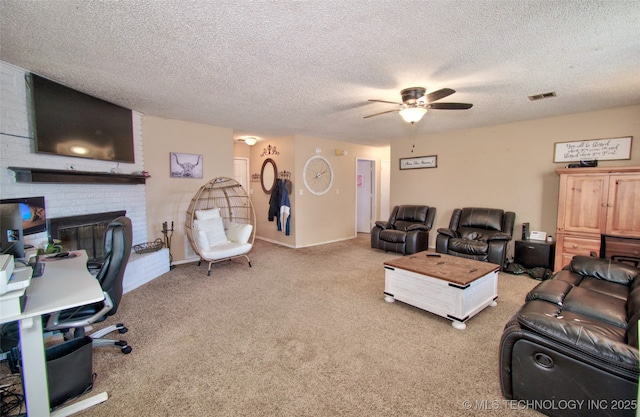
{"left": 514, "top": 239, "right": 556, "bottom": 270}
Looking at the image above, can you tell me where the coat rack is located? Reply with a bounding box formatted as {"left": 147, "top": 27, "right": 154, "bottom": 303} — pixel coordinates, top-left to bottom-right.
{"left": 260, "top": 144, "right": 280, "bottom": 157}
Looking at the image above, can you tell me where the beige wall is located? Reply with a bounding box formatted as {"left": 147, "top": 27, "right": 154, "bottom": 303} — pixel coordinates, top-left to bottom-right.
{"left": 142, "top": 105, "right": 639, "bottom": 263}
{"left": 251, "top": 136, "right": 297, "bottom": 247}
{"left": 293, "top": 135, "right": 390, "bottom": 247}
{"left": 143, "top": 116, "right": 234, "bottom": 262}
{"left": 248, "top": 135, "right": 390, "bottom": 248}
{"left": 234, "top": 140, "right": 251, "bottom": 159}
{"left": 391, "top": 105, "right": 640, "bottom": 252}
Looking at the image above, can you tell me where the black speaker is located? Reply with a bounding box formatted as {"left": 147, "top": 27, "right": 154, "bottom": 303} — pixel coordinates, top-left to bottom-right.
{"left": 522, "top": 223, "right": 529, "bottom": 240}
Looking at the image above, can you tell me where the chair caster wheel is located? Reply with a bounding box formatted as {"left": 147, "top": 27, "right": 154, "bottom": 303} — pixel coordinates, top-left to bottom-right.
{"left": 115, "top": 340, "right": 132, "bottom": 354}
{"left": 118, "top": 326, "right": 128, "bottom": 334}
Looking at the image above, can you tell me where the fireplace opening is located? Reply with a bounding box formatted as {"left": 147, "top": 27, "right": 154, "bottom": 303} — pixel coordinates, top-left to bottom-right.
{"left": 48, "top": 210, "right": 126, "bottom": 264}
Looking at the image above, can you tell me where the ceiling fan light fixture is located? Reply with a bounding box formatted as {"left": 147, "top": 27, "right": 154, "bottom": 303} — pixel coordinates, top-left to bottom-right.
{"left": 399, "top": 107, "right": 427, "bottom": 124}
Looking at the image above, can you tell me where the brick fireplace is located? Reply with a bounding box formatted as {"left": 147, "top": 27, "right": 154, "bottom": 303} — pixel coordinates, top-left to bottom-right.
{"left": 48, "top": 210, "right": 126, "bottom": 262}
{"left": 46, "top": 210, "right": 170, "bottom": 293}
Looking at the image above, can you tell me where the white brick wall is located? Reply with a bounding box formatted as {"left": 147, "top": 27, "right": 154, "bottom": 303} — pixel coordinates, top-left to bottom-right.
{"left": 0, "top": 61, "right": 148, "bottom": 247}
{"left": 123, "top": 248, "right": 170, "bottom": 293}
{"left": 0, "top": 61, "right": 167, "bottom": 290}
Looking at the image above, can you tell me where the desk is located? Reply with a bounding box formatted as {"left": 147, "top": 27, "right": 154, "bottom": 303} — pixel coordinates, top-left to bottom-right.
{"left": 0, "top": 251, "right": 106, "bottom": 416}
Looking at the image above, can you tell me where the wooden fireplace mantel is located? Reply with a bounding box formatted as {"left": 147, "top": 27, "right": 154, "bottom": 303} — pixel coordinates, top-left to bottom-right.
{"left": 8, "top": 167, "right": 148, "bottom": 185}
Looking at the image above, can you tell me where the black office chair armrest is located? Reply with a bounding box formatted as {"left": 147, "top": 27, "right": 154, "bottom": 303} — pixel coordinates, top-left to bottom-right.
{"left": 437, "top": 228, "right": 459, "bottom": 238}
{"left": 46, "top": 292, "right": 113, "bottom": 332}
{"left": 375, "top": 221, "right": 392, "bottom": 230}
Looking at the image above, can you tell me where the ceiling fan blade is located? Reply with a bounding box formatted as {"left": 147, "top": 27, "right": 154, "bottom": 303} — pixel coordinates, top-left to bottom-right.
{"left": 427, "top": 102, "right": 473, "bottom": 110}
{"left": 363, "top": 108, "right": 401, "bottom": 118}
{"left": 426, "top": 88, "right": 455, "bottom": 103}
{"left": 368, "top": 99, "right": 403, "bottom": 105}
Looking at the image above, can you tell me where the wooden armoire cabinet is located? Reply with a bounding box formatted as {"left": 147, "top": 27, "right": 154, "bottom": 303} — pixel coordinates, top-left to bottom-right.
{"left": 554, "top": 166, "right": 640, "bottom": 271}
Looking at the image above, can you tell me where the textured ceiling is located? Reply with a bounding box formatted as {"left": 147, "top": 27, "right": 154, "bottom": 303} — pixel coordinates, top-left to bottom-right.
{"left": 1, "top": 1, "right": 639, "bottom": 146}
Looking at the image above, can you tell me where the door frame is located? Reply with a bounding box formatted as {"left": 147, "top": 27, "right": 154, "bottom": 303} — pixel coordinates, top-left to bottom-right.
{"left": 355, "top": 158, "right": 377, "bottom": 235}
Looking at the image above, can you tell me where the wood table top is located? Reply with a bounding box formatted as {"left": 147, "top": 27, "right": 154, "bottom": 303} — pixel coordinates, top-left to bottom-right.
{"left": 383, "top": 251, "right": 499, "bottom": 286}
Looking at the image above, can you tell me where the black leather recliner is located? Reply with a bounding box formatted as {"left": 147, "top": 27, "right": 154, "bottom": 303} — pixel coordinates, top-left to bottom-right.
{"left": 370, "top": 205, "right": 436, "bottom": 255}
{"left": 436, "top": 207, "right": 515, "bottom": 270}
{"left": 499, "top": 256, "right": 639, "bottom": 417}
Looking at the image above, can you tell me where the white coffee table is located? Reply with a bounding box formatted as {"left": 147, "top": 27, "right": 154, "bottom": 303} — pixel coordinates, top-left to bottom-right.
{"left": 383, "top": 252, "right": 499, "bottom": 329}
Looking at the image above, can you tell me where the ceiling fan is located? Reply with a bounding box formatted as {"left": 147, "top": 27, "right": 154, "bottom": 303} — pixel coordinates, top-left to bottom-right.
{"left": 364, "top": 87, "right": 473, "bottom": 124}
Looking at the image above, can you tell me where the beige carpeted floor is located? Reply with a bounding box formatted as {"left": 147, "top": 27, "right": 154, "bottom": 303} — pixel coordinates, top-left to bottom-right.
{"left": 65, "top": 235, "right": 541, "bottom": 416}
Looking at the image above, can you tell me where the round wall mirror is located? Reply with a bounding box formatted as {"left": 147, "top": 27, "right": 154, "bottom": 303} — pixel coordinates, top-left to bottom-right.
{"left": 261, "top": 158, "right": 277, "bottom": 194}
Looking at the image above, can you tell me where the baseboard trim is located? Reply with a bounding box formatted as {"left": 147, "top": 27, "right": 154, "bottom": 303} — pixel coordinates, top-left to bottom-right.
{"left": 255, "top": 235, "right": 357, "bottom": 249}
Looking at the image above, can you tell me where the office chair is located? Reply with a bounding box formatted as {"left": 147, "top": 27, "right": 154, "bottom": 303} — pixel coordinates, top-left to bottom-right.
{"left": 46, "top": 216, "right": 134, "bottom": 354}
{"left": 599, "top": 234, "right": 640, "bottom": 267}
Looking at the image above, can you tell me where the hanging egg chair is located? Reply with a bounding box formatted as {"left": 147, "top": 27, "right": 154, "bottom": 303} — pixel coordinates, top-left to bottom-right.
{"left": 185, "top": 177, "right": 256, "bottom": 276}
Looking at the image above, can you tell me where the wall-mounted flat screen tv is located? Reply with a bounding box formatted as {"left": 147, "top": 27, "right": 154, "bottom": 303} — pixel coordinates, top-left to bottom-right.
{"left": 30, "top": 73, "right": 135, "bottom": 163}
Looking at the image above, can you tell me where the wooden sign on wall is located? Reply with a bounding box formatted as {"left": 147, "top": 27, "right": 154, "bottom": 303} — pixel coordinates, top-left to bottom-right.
{"left": 554, "top": 136, "right": 632, "bottom": 162}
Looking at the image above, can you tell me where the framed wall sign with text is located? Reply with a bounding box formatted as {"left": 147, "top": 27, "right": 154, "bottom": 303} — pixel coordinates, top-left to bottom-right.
{"left": 399, "top": 155, "right": 437, "bottom": 170}
{"left": 554, "top": 136, "right": 632, "bottom": 163}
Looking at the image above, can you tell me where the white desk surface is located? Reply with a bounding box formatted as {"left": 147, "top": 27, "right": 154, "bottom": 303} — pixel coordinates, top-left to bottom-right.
{"left": 0, "top": 250, "right": 107, "bottom": 417}
{"left": 1, "top": 251, "right": 104, "bottom": 323}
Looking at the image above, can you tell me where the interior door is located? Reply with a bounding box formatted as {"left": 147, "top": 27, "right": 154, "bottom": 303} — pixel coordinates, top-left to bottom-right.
{"left": 380, "top": 159, "right": 390, "bottom": 220}
{"left": 357, "top": 159, "right": 375, "bottom": 233}
{"left": 233, "top": 158, "right": 249, "bottom": 191}
{"left": 233, "top": 158, "right": 251, "bottom": 223}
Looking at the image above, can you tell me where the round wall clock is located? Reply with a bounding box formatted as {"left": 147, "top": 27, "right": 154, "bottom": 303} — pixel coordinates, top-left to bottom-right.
{"left": 303, "top": 155, "right": 333, "bottom": 195}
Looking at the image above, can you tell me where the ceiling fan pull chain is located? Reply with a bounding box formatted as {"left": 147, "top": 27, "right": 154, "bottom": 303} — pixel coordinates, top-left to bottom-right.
{"left": 411, "top": 123, "right": 415, "bottom": 153}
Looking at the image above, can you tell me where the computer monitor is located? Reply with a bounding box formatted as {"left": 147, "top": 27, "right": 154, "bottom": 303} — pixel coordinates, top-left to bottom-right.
{"left": 0, "top": 203, "right": 25, "bottom": 259}
{"left": 0, "top": 196, "right": 46, "bottom": 236}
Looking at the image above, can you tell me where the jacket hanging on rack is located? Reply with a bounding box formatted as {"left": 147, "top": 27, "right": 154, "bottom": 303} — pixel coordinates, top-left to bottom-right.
{"left": 268, "top": 181, "right": 281, "bottom": 222}
{"left": 278, "top": 179, "right": 291, "bottom": 236}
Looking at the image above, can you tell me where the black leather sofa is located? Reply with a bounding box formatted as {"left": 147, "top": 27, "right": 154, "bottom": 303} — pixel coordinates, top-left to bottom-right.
{"left": 370, "top": 205, "right": 436, "bottom": 255}
{"left": 499, "top": 256, "right": 639, "bottom": 417}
